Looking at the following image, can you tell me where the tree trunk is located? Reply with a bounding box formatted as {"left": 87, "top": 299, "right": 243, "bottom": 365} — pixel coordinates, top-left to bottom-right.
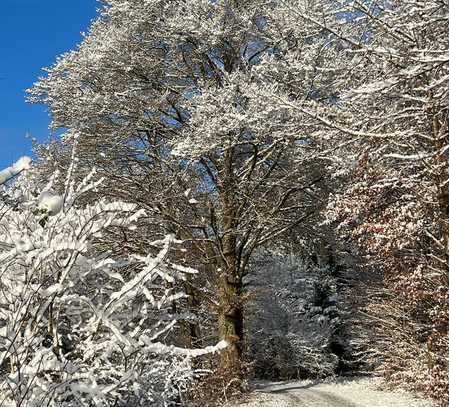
{"left": 218, "top": 257, "right": 243, "bottom": 379}
{"left": 217, "top": 148, "right": 244, "bottom": 380}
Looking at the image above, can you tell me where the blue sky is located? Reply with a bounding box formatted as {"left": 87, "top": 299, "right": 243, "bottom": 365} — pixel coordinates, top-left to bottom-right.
{"left": 0, "top": 0, "right": 98, "bottom": 168}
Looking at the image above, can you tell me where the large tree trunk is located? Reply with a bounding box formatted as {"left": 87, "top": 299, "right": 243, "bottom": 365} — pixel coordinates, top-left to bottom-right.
{"left": 217, "top": 148, "right": 244, "bottom": 380}
{"left": 218, "top": 250, "right": 243, "bottom": 378}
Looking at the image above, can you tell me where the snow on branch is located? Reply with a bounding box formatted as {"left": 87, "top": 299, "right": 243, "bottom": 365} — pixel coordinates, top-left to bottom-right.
{"left": 0, "top": 156, "right": 31, "bottom": 185}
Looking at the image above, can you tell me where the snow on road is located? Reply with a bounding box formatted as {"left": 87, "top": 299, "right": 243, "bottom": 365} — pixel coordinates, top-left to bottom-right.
{"left": 228, "top": 378, "right": 433, "bottom": 407}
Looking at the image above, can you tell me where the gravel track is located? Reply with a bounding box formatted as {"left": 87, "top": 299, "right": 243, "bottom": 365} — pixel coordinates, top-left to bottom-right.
{"left": 228, "top": 378, "right": 433, "bottom": 407}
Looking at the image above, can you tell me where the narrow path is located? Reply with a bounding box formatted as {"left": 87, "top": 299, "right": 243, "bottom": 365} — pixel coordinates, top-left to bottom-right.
{"left": 279, "top": 388, "right": 358, "bottom": 407}
{"left": 228, "top": 378, "right": 432, "bottom": 407}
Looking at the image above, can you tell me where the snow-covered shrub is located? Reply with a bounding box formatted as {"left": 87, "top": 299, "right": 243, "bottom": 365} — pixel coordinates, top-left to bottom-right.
{"left": 246, "top": 253, "right": 346, "bottom": 380}
{"left": 0, "top": 157, "right": 225, "bottom": 406}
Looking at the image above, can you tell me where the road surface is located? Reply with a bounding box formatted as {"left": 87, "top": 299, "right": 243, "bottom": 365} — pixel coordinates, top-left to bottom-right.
{"left": 228, "top": 378, "right": 432, "bottom": 407}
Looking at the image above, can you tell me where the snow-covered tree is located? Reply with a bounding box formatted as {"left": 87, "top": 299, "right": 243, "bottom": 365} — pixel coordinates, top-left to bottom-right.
{"left": 28, "top": 0, "right": 342, "bottom": 381}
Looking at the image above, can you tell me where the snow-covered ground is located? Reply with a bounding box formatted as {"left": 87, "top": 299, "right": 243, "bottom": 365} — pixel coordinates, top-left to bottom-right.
{"left": 226, "top": 378, "right": 433, "bottom": 407}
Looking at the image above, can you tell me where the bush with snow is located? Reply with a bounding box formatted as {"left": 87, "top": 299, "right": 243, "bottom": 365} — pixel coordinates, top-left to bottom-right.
{"left": 0, "top": 158, "right": 224, "bottom": 406}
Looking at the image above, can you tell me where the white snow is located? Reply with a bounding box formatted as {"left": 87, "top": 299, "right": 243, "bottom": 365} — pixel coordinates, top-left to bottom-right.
{"left": 0, "top": 168, "right": 15, "bottom": 185}
{"left": 38, "top": 191, "right": 64, "bottom": 215}
{"left": 12, "top": 156, "right": 32, "bottom": 172}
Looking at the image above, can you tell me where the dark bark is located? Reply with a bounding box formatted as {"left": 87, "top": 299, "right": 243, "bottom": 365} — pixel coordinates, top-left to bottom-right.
{"left": 217, "top": 148, "right": 244, "bottom": 379}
